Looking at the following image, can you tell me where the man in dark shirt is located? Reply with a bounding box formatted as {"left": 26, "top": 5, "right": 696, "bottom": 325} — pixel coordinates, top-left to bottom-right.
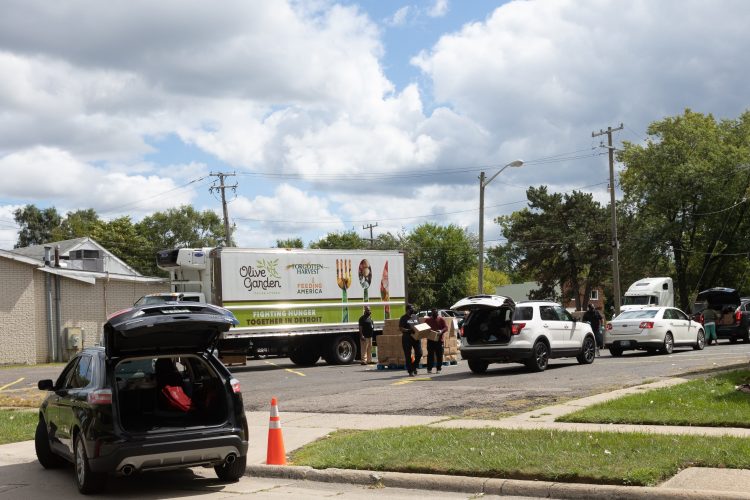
{"left": 358, "top": 306, "right": 375, "bottom": 365}
{"left": 425, "top": 308, "right": 448, "bottom": 374}
{"left": 399, "top": 304, "right": 421, "bottom": 376}
{"left": 582, "top": 303, "right": 603, "bottom": 355}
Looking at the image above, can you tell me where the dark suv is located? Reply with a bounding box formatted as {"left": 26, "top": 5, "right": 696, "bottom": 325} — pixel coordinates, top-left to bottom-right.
{"left": 35, "top": 303, "right": 249, "bottom": 494}
{"left": 692, "top": 288, "right": 750, "bottom": 343}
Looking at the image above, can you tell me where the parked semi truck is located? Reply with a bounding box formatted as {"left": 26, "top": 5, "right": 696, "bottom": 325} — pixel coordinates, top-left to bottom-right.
{"left": 155, "top": 247, "right": 407, "bottom": 366}
{"left": 621, "top": 277, "right": 674, "bottom": 312}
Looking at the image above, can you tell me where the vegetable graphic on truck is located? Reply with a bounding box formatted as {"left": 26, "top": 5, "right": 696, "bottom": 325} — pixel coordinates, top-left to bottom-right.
{"left": 156, "top": 247, "right": 407, "bottom": 366}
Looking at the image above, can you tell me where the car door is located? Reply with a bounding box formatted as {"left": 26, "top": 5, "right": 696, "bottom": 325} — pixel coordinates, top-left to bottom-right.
{"left": 55, "top": 354, "right": 94, "bottom": 456}
{"left": 663, "top": 308, "right": 688, "bottom": 343}
{"left": 45, "top": 357, "right": 80, "bottom": 456}
{"left": 538, "top": 305, "right": 566, "bottom": 349}
{"left": 554, "top": 305, "right": 581, "bottom": 349}
{"left": 671, "top": 308, "right": 693, "bottom": 343}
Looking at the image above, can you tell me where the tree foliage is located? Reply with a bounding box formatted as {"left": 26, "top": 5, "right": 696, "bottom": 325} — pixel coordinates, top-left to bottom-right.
{"left": 13, "top": 205, "right": 62, "bottom": 248}
{"left": 136, "top": 205, "right": 226, "bottom": 252}
{"left": 309, "top": 230, "right": 368, "bottom": 249}
{"left": 618, "top": 109, "right": 750, "bottom": 309}
{"left": 276, "top": 238, "right": 304, "bottom": 248}
{"left": 497, "top": 186, "right": 610, "bottom": 310}
{"left": 402, "top": 223, "right": 476, "bottom": 309}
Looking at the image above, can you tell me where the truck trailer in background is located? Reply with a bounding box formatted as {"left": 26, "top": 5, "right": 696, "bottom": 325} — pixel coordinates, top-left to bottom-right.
{"left": 156, "top": 247, "right": 407, "bottom": 366}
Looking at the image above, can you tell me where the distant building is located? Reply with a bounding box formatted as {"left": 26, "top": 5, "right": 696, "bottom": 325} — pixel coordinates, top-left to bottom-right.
{"left": 494, "top": 281, "right": 561, "bottom": 302}
{"left": 0, "top": 237, "right": 168, "bottom": 364}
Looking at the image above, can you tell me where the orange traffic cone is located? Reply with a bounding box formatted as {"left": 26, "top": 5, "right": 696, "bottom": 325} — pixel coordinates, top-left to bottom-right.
{"left": 266, "top": 397, "right": 286, "bottom": 465}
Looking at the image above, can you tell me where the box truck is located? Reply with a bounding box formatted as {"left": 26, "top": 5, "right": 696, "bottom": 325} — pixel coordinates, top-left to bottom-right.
{"left": 621, "top": 277, "right": 674, "bottom": 312}
{"left": 155, "top": 247, "right": 407, "bottom": 366}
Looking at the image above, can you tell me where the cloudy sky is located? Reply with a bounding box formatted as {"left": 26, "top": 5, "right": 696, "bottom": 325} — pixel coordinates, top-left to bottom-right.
{"left": 1, "top": 0, "right": 748, "bottom": 251}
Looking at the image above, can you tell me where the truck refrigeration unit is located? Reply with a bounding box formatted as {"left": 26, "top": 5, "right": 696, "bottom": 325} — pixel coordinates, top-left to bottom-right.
{"left": 156, "top": 247, "right": 407, "bottom": 366}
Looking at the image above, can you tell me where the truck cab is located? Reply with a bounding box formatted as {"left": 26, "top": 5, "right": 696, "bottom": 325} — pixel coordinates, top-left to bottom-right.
{"left": 621, "top": 277, "right": 674, "bottom": 313}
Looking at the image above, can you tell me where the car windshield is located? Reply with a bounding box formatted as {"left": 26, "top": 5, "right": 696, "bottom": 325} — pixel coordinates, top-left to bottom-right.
{"left": 622, "top": 295, "right": 654, "bottom": 306}
{"left": 616, "top": 310, "right": 658, "bottom": 319}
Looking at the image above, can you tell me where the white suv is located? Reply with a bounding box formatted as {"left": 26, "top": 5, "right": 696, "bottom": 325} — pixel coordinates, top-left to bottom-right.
{"left": 451, "top": 295, "right": 597, "bottom": 374}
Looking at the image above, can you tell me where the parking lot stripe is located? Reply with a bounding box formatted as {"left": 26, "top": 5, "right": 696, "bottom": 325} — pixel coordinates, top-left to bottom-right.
{"left": 0, "top": 377, "right": 24, "bottom": 391}
{"left": 263, "top": 360, "right": 306, "bottom": 377}
{"left": 392, "top": 377, "right": 432, "bottom": 385}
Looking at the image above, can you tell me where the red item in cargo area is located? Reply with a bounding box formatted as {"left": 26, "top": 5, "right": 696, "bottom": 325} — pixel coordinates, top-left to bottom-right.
{"left": 162, "top": 385, "right": 192, "bottom": 412}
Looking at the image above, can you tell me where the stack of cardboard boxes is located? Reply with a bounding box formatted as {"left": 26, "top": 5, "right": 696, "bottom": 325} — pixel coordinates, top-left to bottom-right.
{"left": 375, "top": 318, "right": 460, "bottom": 367}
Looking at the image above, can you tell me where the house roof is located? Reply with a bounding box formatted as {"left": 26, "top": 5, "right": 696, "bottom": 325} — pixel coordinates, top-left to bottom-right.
{"left": 9, "top": 237, "right": 141, "bottom": 276}
{"left": 11, "top": 237, "right": 90, "bottom": 261}
{"left": 1, "top": 240, "right": 167, "bottom": 285}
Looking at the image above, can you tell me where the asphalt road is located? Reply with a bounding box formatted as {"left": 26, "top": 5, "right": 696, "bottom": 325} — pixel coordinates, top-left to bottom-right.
{"left": 232, "top": 342, "right": 750, "bottom": 416}
{"left": 2, "top": 342, "right": 749, "bottom": 416}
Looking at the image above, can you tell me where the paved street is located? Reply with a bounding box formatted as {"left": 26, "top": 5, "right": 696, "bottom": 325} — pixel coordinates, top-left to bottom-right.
{"left": 231, "top": 341, "right": 750, "bottom": 415}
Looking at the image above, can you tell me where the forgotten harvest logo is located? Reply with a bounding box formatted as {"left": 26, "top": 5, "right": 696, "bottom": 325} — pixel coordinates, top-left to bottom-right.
{"left": 239, "top": 259, "right": 281, "bottom": 292}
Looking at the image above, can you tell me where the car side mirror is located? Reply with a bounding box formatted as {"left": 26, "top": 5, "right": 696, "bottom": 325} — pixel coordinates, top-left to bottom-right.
{"left": 38, "top": 379, "right": 54, "bottom": 391}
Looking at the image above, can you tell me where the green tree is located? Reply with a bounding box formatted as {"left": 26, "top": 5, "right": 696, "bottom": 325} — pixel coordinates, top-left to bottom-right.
{"left": 276, "top": 238, "right": 304, "bottom": 248}
{"left": 497, "top": 187, "right": 610, "bottom": 310}
{"left": 618, "top": 109, "right": 750, "bottom": 309}
{"left": 13, "top": 205, "right": 62, "bottom": 248}
{"left": 136, "top": 206, "right": 226, "bottom": 252}
{"left": 51, "top": 209, "right": 101, "bottom": 241}
{"left": 309, "top": 230, "right": 368, "bottom": 249}
{"left": 92, "top": 217, "right": 155, "bottom": 275}
{"left": 465, "top": 267, "right": 511, "bottom": 295}
{"left": 402, "top": 223, "right": 476, "bottom": 308}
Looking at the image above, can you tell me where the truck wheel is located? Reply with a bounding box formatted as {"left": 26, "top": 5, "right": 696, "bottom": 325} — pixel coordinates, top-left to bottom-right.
{"left": 324, "top": 335, "right": 356, "bottom": 365}
{"left": 289, "top": 346, "right": 320, "bottom": 366}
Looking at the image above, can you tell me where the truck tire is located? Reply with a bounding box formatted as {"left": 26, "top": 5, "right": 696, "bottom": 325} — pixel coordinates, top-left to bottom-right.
{"left": 289, "top": 346, "right": 320, "bottom": 366}
{"left": 323, "top": 335, "right": 357, "bottom": 365}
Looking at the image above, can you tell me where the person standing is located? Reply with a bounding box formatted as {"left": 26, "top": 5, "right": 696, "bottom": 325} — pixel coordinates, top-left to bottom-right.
{"left": 702, "top": 305, "right": 718, "bottom": 345}
{"left": 425, "top": 308, "right": 448, "bottom": 373}
{"left": 358, "top": 306, "right": 375, "bottom": 364}
{"left": 399, "top": 304, "right": 421, "bottom": 376}
{"left": 582, "top": 303, "right": 603, "bottom": 356}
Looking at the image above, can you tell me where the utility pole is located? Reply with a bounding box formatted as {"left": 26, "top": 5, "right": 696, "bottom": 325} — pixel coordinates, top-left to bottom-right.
{"left": 363, "top": 222, "right": 378, "bottom": 248}
{"left": 209, "top": 172, "right": 237, "bottom": 247}
{"left": 592, "top": 124, "right": 624, "bottom": 315}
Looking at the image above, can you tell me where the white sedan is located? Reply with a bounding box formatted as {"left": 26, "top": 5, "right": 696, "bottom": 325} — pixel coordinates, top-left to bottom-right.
{"left": 604, "top": 307, "right": 705, "bottom": 356}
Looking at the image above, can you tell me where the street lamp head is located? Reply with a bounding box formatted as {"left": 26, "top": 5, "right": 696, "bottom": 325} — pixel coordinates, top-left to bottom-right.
{"left": 507, "top": 159, "right": 524, "bottom": 168}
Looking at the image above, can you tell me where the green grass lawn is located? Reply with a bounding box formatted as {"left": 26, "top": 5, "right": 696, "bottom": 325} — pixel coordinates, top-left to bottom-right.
{"left": 558, "top": 369, "right": 750, "bottom": 427}
{"left": 0, "top": 409, "right": 37, "bottom": 445}
{"left": 291, "top": 427, "right": 750, "bottom": 486}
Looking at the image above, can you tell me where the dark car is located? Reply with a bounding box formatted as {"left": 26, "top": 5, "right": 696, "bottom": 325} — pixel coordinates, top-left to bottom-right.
{"left": 692, "top": 288, "right": 750, "bottom": 343}
{"left": 35, "top": 303, "right": 249, "bottom": 494}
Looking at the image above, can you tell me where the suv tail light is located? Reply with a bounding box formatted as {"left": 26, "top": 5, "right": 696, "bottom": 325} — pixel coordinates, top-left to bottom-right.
{"left": 230, "top": 378, "right": 242, "bottom": 394}
{"left": 639, "top": 321, "right": 654, "bottom": 329}
{"left": 87, "top": 389, "right": 112, "bottom": 405}
{"left": 736, "top": 310, "right": 742, "bottom": 324}
{"left": 511, "top": 322, "right": 526, "bottom": 335}
{"left": 605, "top": 323, "right": 613, "bottom": 331}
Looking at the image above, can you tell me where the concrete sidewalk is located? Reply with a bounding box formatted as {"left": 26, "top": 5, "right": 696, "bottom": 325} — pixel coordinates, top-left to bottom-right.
{"left": 247, "top": 377, "right": 750, "bottom": 498}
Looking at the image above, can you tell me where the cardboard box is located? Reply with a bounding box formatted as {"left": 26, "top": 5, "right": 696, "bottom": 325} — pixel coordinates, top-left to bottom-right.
{"left": 411, "top": 323, "right": 432, "bottom": 340}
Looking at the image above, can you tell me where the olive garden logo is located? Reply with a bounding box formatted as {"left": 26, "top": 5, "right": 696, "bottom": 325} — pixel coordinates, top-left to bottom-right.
{"left": 239, "top": 259, "right": 281, "bottom": 292}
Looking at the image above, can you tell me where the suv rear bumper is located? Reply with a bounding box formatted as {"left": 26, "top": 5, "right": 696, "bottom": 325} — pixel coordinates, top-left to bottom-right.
{"left": 716, "top": 324, "right": 749, "bottom": 340}
{"left": 460, "top": 344, "right": 532, "bottom": 362}
{"left": 90, "top": 434, "right": 248, "bottom": 474}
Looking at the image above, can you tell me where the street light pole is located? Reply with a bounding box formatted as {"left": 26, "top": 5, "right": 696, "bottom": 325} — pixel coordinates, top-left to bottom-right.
{"left": 478, "top": 159, "right": 524, "bottom": 294}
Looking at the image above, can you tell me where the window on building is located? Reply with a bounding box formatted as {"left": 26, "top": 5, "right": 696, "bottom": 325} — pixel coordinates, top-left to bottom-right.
{"left": 590, "top": 289, "right": 599, "bottom": 301}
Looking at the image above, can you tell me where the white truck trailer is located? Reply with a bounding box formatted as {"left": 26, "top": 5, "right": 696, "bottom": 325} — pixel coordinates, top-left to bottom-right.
{"left": 155, "top": 247, "right": 407, "bottom": 366}
{"left": 621, "top": 277, "right": 674, "bottom": 312}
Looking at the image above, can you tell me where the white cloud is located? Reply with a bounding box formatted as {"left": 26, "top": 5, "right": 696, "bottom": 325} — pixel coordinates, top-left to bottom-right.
{"left": 387, "top": 6, "right": 412, "bottom": 27}
{"left": 1, "top": 0, "right": 749, "bottom": 247}
{"left": 0, "top": 147, "right": 199, "bottom": 215}
{"left": 427, "top": 0, "right": 449, "bottom": 18}
{"left": 0, "top": 204, "right": 22, "bottom": 249}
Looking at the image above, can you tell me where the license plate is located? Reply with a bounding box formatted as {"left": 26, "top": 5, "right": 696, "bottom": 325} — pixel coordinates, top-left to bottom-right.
{"left": 618, "top": 340, "right": 633, "bottom": 347}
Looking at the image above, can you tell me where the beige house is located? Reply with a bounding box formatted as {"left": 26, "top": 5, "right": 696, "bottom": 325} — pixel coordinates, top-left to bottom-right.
{"left": 0, "top": 237, "right": 169, "bottom": 365}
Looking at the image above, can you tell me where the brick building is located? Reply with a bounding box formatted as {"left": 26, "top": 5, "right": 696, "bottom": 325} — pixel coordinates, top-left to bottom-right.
{"left": 0, "top": 238, "right": 168, "bottom": 364}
